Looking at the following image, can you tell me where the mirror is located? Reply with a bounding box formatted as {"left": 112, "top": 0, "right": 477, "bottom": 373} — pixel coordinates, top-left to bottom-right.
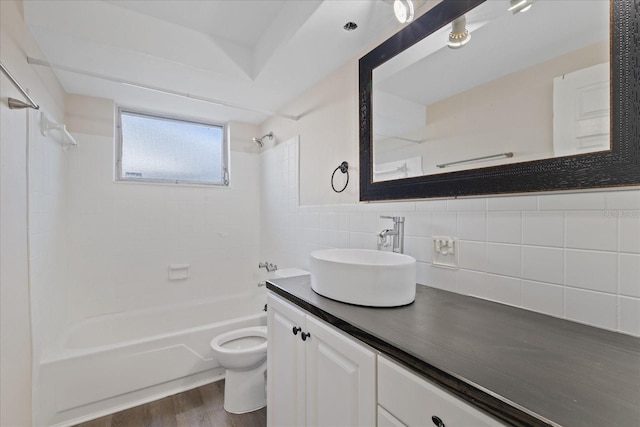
{"left": 373, "top": 0, "right": 609, "bottom": 180}
{"left": 359, "top": 0, "right": 639, "bottom": 201}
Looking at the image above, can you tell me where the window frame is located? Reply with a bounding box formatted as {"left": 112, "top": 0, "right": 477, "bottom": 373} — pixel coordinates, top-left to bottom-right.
{"left": 115, "top": 106, "right": 230, "bottom": 187}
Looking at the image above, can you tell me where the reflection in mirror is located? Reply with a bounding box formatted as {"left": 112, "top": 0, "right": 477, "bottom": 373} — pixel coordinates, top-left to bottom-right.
{"left": 372, "top": 0, "right": 610, "bottom": 182}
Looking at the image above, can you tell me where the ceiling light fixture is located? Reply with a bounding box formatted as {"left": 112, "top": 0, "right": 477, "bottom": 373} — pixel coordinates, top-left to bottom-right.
{"left": 508, "top": 0, "right": 534, "bottom": 14}
{"left": 394, "top": 0, "right": 415, "bottom": 24}
{"left": 447, "top": 15, "right": 470, "bottom": 49}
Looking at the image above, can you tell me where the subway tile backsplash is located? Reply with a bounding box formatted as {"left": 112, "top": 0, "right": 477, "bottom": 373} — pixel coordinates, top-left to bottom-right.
{"left": 565, "top": 288, "right": 618, "bottom": 330}
{"left": 521, "top": 246, "right": 564, "bottom": 285}
{"left": 619, "top": 253, "right": 640, "bottom": 298}
{"left": 565, "top": 250, "right": 618, "bottom": 293}
{"left": 522, "top": 211, "right": 564, "bottom": 247}
{"left": 565, "top": 212, "right": 618, "bottom": 251}
{"left": 261, "top": 142, "right": 640, "bottom": 336}
{"left": 618, "top": 296, "right": 640, "bottom": 336}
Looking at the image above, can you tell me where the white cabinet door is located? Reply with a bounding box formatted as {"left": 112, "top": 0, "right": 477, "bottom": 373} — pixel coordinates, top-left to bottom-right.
{"left": 267, "top": 293, "right": 307, "bottom": 427}
{"left": 305, "top": 315, "right": 376, "bottom": 427}
{"left": 267, "top": 291, "right": 376, "bottom": 427}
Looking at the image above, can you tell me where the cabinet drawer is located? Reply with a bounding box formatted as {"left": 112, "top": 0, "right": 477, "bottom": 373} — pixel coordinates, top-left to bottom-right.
{"left": 378, "top": 405, "right": 407, "bottom": 427}
{"left": 378, "top": 356, "right": 504, "bottom": 427}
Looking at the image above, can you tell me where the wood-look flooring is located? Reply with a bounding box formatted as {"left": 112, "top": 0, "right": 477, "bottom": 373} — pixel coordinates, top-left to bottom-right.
{"left": 74, "top": 380, "right": 266, "bottom": 427}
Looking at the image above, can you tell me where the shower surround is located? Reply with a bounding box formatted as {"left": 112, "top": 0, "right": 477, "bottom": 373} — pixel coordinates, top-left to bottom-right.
{"left": 28, "top": 101, "right": 268, "bottom": 425}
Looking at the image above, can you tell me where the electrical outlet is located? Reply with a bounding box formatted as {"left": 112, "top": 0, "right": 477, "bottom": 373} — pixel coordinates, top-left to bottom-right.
{"left": 432, "top": 237, "right": 458, "bottom": 269}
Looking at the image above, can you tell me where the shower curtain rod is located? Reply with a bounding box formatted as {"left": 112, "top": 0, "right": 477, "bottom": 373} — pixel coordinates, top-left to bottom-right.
{"left": 0, "top": 61, "right": 40, "bottom": 110}
{"left": 26, "top": 57, "right": 299, "bottom": 121}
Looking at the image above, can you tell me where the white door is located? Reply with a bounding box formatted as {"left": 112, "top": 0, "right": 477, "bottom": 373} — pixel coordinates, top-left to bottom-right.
{"left": 553, "top": 62, "right": 610, "bottom": 157}
{"left": 305, "top": 315, "right": 376, "bottom": 427}
{"left": 267, "top": 293, "right": 307, "bottom": 427}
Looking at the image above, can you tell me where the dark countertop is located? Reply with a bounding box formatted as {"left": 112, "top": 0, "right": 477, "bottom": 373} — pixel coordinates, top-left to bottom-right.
{"left": 267, "top": 276, "right": 640, "bottom": 427}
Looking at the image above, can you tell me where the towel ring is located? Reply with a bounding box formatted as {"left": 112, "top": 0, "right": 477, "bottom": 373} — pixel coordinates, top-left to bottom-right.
{"left": 331, "top": 161, "right": 349, "bottom": 193}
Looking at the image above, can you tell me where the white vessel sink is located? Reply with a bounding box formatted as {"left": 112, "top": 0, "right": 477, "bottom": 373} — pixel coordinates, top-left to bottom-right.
{"left": 310, "top": 248, "right": 416, "bottom": 307}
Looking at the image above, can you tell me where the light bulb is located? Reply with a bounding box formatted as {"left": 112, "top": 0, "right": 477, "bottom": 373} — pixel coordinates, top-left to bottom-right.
{"left": 447, "top": 15, "right": 470, "bottom": 49}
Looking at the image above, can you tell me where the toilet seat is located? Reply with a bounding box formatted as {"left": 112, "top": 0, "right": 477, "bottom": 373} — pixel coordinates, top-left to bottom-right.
{"left": 210, "top": 326, "right": 268, "bottom": 371}
{"left": 210, "top": 326, "right": 267, "bottom": 354}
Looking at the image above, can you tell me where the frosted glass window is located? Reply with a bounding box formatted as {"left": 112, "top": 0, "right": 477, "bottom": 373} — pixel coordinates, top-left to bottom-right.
{"left": 117, "top": 109, "right": 228, "bottom": 185}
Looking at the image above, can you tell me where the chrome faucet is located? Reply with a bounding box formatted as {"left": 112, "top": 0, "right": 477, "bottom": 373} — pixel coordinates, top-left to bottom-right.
{"left": 379, "top": 216, "right": 405, "bottom": 254}
{"left": 258, "top": 261, "right": 278, "bottom": 272}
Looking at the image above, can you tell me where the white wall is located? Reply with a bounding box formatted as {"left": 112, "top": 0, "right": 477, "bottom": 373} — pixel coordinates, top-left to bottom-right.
{"left": 27, "top": 101, "right": 70, "bottom": 427}
{"left": 1, "top": 0, "right": 68, "bottom": 425}
{"left": 260, "top": 49, "right": 640, "bottom": 337}
{"left": 64, "top": 99, "right": 263, "bottom": 321}
{"left": 262, "top": 61, "right": 359, "bottom": 207}
{"left": 260, "top": 136, "right": 299, "bottom": 266}
{"left": 0, "top": 75, "right": 33, "bottom": 427}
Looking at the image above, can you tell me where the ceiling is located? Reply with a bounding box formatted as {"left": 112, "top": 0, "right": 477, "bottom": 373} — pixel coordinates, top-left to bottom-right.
{"left": 23, "top": 0, "right": 410, "bottom": 124}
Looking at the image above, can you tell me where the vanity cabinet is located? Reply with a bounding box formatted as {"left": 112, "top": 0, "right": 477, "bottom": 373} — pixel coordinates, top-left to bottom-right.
{"left": 378, "top": 356, "right": 505, "bottom": 427}
{"left": 266, "top": 292, "right": 376, "bottom": 427}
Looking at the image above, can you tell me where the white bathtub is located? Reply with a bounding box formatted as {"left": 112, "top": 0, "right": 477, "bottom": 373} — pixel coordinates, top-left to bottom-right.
{"left": 39, "top": 292, "right": 267, "bottom": 427}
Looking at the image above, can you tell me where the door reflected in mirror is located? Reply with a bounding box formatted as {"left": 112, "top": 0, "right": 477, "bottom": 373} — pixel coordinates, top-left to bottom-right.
{"left": 372, "top": 0, "right": 609, "bottom": 182}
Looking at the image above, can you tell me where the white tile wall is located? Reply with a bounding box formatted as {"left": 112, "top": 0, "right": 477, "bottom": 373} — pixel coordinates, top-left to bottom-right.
{"left": 457, "top": 241, "right": 486, "bottom": 272}
{"left": 522, "top": 246, "right": 564, "bottom": 285}
{"left": 565, "top": 212, "right": 617, "bottom": 251}
{"left": 521, "top": 280, "right": 564, "bottom": 317}
{"left": 487, "top": 195, "right": 538, "bottom": 211}
{"left": 538, "top": 192, "right": 607, "bottom": 210}
{"left": 432, "top": 212, "right": 457, "bottom": 236}
{"left": 607, "top": 191, "right": 640, "bottom": 210}
{"left": 260, "top": 137, "right": 300, "bottom": 267}
{"left": 618, "top": 296, "right": 640, "bottom": 336}
{"left": 486, "top": 243, "right": 521, "bottom": 278}
{"left": 457, "top": 212, "right": 486, "bottom": 241}
{"left": 619, "top": 216, "right": 640, "bottom": 253}
{"left": 482, "top": 274, "right": 522, "bottom": 306}
{"left": 619, "top": 254, "right": 640, "bottom": 297}
{"left": 66, "top": 133, "right": 261, "bottom": 321}
{"left": 565, "top": 250, "right": 618, "bottom": 293}
{"left": 522, "top": 212, "right": 564, "bottom": 247}
{"left": 565, "top": 288, "right": 617, "bottom": 330}
{"left": 487, "top": 212, "right": 521, "bottom": 244}
{"left": 259, "top": 143, "right": 640, "bottom": 337}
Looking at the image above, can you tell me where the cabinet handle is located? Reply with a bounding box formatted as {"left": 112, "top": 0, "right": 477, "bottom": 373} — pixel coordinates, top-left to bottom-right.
{"left": 431, "top": 415, "right": 445, "bottom": 427}
{"left": 301, "top": 332, "right": 311, "bottom": 341}
{"left": 292, "top": 326, "right": 302, "bottom": 335}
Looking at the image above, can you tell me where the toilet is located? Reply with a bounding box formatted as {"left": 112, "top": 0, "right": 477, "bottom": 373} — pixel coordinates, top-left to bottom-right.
{"left": 210, "top": 326, "right": 268, "bottom": 414}
{"left": 210, "top": 268, "right": 309, "bottom": 414}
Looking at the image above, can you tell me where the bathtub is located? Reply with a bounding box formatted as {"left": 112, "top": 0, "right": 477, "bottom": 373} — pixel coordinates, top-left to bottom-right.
{"left": 39, "top": 292, "right": 267, "bottom": 427}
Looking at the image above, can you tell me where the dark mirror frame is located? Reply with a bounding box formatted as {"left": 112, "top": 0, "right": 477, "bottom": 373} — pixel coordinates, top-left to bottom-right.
{"left": 359, "top": 0, "right": 639, "bottom": 201}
